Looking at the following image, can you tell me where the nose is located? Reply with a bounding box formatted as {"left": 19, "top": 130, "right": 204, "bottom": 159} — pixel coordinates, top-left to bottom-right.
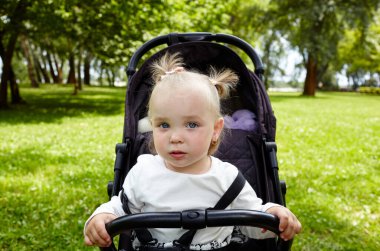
{"left": 170, "top": 129, "right": 184, "bottom": 144}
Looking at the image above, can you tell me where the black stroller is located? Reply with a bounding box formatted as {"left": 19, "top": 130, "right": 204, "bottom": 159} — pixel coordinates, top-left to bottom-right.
{"left": 101, "top": 33, "right": 292, "bottom": 251}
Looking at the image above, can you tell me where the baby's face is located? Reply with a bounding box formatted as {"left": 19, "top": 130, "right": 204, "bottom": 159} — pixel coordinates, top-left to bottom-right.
{"left": 149, "top": 83, "right": 222, "bottom": 174}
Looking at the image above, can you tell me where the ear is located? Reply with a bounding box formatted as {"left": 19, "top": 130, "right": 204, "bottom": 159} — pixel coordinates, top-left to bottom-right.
{"left": 213, "top": 117, "right": 224, "bottom": 141}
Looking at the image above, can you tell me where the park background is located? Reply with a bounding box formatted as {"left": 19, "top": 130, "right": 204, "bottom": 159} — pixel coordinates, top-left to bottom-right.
{"left": 1, "top": 0, "right": 379, "bottom": 250}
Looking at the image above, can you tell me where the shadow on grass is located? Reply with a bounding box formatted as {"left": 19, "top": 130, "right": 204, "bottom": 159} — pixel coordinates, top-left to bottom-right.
{"left": 0, "top": 85, "right": 127, "bottom": 125}
{"left": 0, "top": 144, "right": 74, "bottom": 176}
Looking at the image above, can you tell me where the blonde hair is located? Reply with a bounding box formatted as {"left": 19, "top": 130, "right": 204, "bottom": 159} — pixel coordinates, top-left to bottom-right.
{"left": 148, "top": 52, "right": 239, "bottom": 155}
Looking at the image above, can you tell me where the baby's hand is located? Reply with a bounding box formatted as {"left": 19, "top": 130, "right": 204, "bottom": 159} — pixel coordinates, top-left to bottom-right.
{"left": 84, "top": 213, "right": 117, "bottom": 247}
{"left": 266, "top": 206, "right": 301, "bottom": 241}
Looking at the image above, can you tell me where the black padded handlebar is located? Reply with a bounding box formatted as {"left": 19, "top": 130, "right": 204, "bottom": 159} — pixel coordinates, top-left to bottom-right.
{"left": 101, "top": 209, "right": 280, "bottom": 251}
{"left": 126, "top": 32, "right": 264, "bottom": 78}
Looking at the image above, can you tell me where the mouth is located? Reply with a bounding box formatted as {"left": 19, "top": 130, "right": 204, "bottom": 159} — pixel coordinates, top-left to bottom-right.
{"left": 169, "top": 151, "right": 186, "bottom": 159}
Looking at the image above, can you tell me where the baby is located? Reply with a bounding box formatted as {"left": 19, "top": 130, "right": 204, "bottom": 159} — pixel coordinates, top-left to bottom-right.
{"left": 84, "top": 52, "right": 301, "bottom": 250}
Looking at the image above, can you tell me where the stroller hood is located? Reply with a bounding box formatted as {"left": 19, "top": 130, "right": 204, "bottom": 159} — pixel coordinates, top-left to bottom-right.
{"left": 122, "top": 41, "right": 276, "bottom": 144}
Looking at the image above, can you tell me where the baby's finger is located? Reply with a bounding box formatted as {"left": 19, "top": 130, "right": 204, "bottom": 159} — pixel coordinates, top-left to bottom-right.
{"left": 84, "top": 235, "right": 94, "bottom": 246}
{"left": 97, "top": 224, "right": 111, "bottom": 243}
{"left": 280, "top": 222, "right": 294, "bottom": 240}
{"left": 294, "top": 218, "right": 302, "bottom": 234}
{"left": 278, "top": 211, "right": 289, "bottom": 232}
{"left": 94, "top": 223, "right": 112, "bottom": 247}
{"left": 96, "top": 231, "right": 111, "bottom": 247}
{"left": 280, "top": 214, "right": 298, "bottom": 240}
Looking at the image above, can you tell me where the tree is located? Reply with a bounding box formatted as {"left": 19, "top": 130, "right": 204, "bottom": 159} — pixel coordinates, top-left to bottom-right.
{"left": 0, "top": 0, "right": 29, "bottom": 108}
{"left": 227, "top": 1, "right": 292, "bottom": 89}
{"left": 337, "top": 9, "right": 380, "bottom": 88}
{"left": 267, "top": 0, "right": 380, "bottom": 96}
{"left": 19, "top": 34, "right": 38, "bottom": 87}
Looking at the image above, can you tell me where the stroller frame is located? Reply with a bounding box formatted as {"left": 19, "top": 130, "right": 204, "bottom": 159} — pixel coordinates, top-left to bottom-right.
{"left": 101, "top": 33, "right": 292, "bottom": 251}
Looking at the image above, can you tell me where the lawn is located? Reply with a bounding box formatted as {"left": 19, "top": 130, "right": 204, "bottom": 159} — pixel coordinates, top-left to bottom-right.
{"left": 0, "top": 85, "right": 379, "bottom": 250}
{"left": 270, "top": 92, "right": 379, "bottom": 250}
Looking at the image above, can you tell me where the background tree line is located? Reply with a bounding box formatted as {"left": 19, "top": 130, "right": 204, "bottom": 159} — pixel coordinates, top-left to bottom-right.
{"left": 1, "top": 0, "right": 379, "bottom": 108}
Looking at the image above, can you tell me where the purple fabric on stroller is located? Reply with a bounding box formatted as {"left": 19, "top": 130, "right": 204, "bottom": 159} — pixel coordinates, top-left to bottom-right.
{"left": 224, "top": 109, "right": 258, "bottom": 132}
{"left": 214, "top": 129, "right": 273, "bottom": 202}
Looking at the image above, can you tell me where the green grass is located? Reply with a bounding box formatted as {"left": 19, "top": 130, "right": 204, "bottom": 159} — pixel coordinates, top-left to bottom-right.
{"left": 0, "top": 85, "right": 379, "bottom": 250}
{"left": 0, "top": 85, "right": 125, "bottom": 250}
{"left": 270, "top": 92, "right": 379, "bottom": 250}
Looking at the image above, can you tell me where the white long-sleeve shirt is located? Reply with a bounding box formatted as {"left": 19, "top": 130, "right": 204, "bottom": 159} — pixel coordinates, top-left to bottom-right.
{"left": 86, "top": 154, "right": 279, "bottom": 250}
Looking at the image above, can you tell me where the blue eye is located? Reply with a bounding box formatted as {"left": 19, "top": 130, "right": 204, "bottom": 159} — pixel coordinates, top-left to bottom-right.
{"left": 186, "top": 122, "right": 198, "bottom": 128}
{"left": 160, "top": 122, "right": 170, "bottom": 129}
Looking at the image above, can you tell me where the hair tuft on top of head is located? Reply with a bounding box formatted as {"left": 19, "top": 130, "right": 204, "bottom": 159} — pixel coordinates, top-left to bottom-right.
{"left": 208, "top": 66, "right": 239, "bottom": 99}
{"left": 151, "top": 52, "right": 184, "bottom": 83}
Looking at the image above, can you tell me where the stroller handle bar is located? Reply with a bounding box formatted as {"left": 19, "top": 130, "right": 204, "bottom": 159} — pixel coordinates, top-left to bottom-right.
{"left": 126, "top": 32, "right": 264, "bottom": 79}
{"left": 105, "top": 209, "right": 280, "bottom": 238}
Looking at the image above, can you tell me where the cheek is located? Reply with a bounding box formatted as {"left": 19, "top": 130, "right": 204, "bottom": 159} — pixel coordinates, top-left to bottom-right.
{"left": 193, "top": 130, "right": 213, "bottom": 144}
{"left": 152, "top": 131, "right": 166, "bottom": 146}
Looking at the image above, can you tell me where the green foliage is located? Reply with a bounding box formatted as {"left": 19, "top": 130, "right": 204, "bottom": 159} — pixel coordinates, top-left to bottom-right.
{"left": 259, "top": 0, "right": 380, "bottom": 93}
{"left": 337, "top": 8, "right": 380, "bottom": 79}
{"left": 2, "top": 0, "right": 379, "bottom": 96}
{"left": 167, "top": 0, "right": 234, "bottom": 32}
{"left": 0, "top": 86, "right": 379, "bottom": 250}
{"left": 227, "top": 1, "right": 289, "bottom": 88}
{"left": 22, "top": 0, "right": 237, "bottom": 69}
{"left": 358, "top": 86, "right": 380, "bottom": 94}
{"left": 269, "top": 0, "right": 379, "bottom": 65}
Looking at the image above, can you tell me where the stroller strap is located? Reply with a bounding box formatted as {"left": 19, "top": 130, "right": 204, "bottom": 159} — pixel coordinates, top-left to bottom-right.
{"left": 212, "top": 171, "right": 246, "bottom": 210}
{"left": 176, "top": 172, "right": 246, "bottom": 247}
{"left": 120, "top": 172, "right": 246, "bottom": 249}
{"left": 121, "top": 190, "right": 155, "bottom": 244}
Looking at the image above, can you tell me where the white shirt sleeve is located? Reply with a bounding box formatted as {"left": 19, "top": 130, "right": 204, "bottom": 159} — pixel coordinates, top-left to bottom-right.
{"left": 83, "top": 155, "right": 149, "bottom": 234}
{"left": 92, "top": 192, "right": 126, "bottom": 217}
{"left": 232, "top": 181, "right": 281, "bottom": 239}
{"left": 83, "top": 191, "right": 127, "bottom": 234}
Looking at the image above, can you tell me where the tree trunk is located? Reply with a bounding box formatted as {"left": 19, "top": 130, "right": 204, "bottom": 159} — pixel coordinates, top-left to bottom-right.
{"left": 34, "top": 55, "right": 43, "bottom": 83}
{"left": 0, "top": 0, "right": 28, "bottom": 108}
{"left": 20, "top": 35, "right": 39, "bottom": 88}
{"left": 106, "top": 69, "right": 115, "bottom": 86}
{"left": 0, "top": 34, "right": 9, "bottom": 108}
{"left": 10, "top": 67, "right": 24, "bottom": 104}
{"left": 67, "top": 52, "right": 79, "bottom": 95}
{"left": 55, "top": 55, "right": 63, "bottom": 84}
{"left": 41, "top": 56, "right": 51, "bottom": 83}
{"left": 99, "top": 65, "right": 104, "bottom": 86}
{"left": 47, "top": 52, "right": 59, "bottom": 83}
{"left": 0, "top": 33, "right": 18, "bottom": 108}
{"left": 263, "top": 40, "right": 271, "bottom": 90}
{"left": 303, "top": 56, "right": 318, "bottom": 96}
{"left": 35, "top": 54, "right": 51, "bottom": 83}
{"left": 0, "top": 64, "right": 9, "bottom": 109}
{"left": 77, "top": 52, "right": 82, "bottom": 90}
{"left": 84, "top": 53, "right": 91, "bottom": 85}
{"left": 67, "top": 52, "right": 77, "bottom": 84}
{"left": 262, "top": 33, "right": 277, "bottom": 90}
